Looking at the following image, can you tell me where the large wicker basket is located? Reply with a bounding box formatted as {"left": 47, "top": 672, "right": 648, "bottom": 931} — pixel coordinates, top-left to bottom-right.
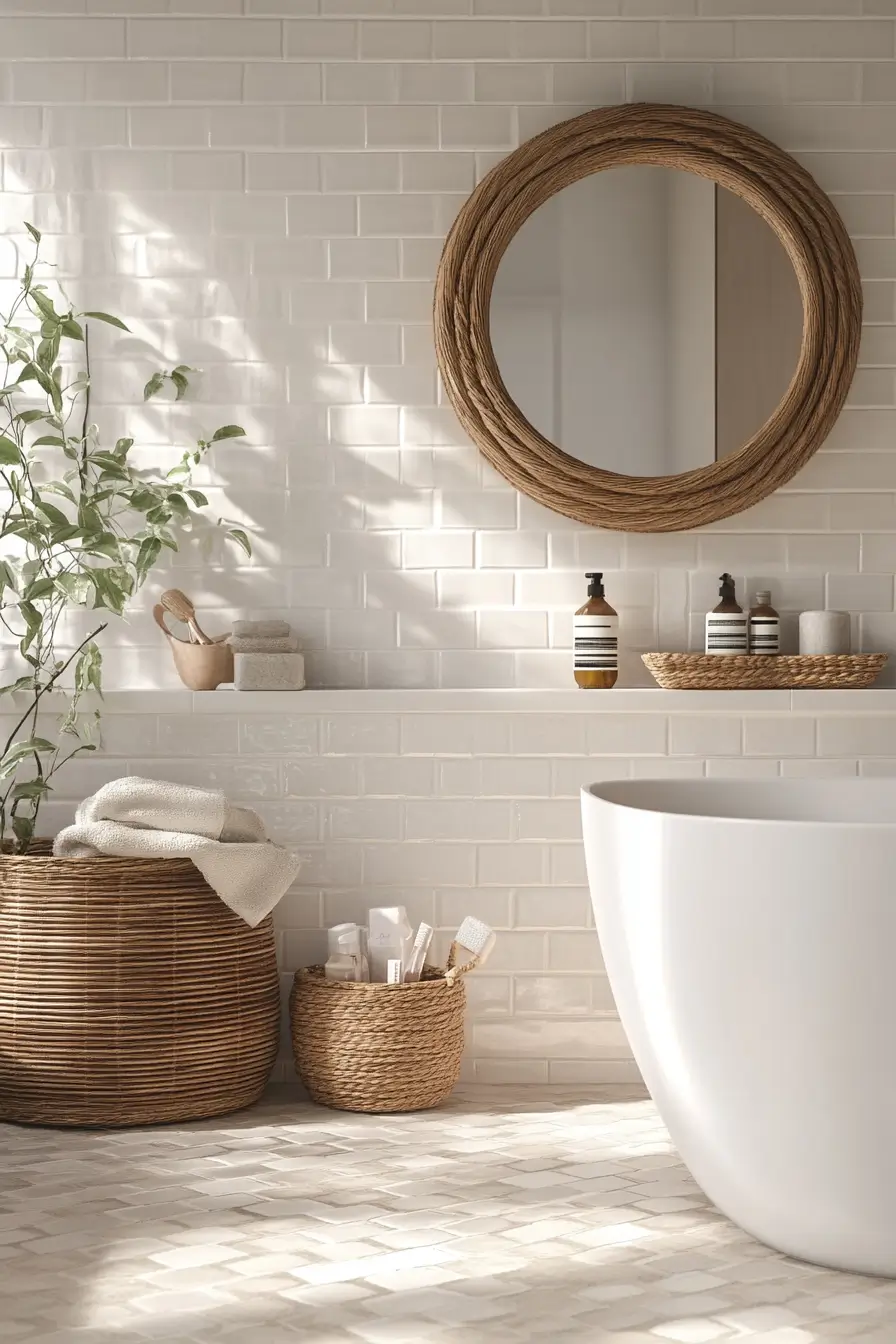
{"left": 0, "top": 853, "right": 280, "bottom": 1127}
{"left": 290, "top": 948, "right": 476, "bottom": 1114}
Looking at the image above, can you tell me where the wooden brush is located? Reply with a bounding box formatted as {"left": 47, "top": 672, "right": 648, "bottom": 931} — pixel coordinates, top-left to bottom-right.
{"left": 159, "top": 589, "right": 212, "bottom": 645}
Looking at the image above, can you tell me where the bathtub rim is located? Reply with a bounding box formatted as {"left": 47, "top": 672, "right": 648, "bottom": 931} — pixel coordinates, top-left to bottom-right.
{"left": 582, "top": 776, "right": 896, "bottom": 829}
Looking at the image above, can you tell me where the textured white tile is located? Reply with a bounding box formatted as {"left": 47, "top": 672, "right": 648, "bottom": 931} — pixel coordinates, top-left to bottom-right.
{"left": 669, "top": 716, "right": 743, "bottom": 757}
{"left": 743, "top": 716, "right": 816, "bottom": 757}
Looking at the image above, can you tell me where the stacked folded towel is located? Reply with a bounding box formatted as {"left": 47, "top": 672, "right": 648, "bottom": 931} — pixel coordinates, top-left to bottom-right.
{"left": 229, "top": 619, "right": 305, "bottom": 691}
{"left": 53, "top": 778, "right": 302, "bottom": 926}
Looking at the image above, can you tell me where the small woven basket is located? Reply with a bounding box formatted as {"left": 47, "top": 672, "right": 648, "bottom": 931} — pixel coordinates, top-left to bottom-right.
{"left": 290, "top": 944, "right": 477, "bottom": 1113}
{"left": 643, "top": 652, "right": 887, "bottom": 691}
{"left": 0, "top": 851, "right": 280, "bottom": 1127}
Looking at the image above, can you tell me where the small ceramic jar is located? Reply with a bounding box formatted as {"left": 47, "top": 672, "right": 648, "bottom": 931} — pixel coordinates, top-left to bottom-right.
{"left": 799, "top": 610, "right": 851, "bottom": 656}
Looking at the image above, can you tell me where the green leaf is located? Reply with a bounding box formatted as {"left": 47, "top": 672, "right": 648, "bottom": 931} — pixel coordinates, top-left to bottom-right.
{"left": 82, "top": 311, "right": 130, "bottom": 332}
{"left": 20, "top": 603, "right": 41, "bottom": 634}
{"left": 14, "top": 410, "right": 47, "bottom": 425}
{"left": 0, "top": 739, "right": 55, "bottom": 779}
{"left": 127, "top": 488, "right": 160, "bottom": 512}
{"left": 166, "top": 492, "right": 189, "bottom": 518}
{"left": 24, "top": 222, "right": 41, "bottom": 245}
{"left": 23, "top": 577, "right": 57, "bottom": 601}
{"left": 61, "top": 317, "right": 85, "bottom": 341}
{"left": 12, "top": 780, "right": 50, "bottom": 801}
{"left": 227, "top": 528, "right": 252, "bottom": 558}
{"left": 186, "top": 489, "right": 208, "bottom": 508}
{"left": 30, "top": 435, "right": 65, "bottom": 448}
{"left": 0, "top": 562, "right": 17, "bottom": 596}
{"left": 54, "top": 573, "right": 92, "bottom": 604}
{"left": 114, "top": 437, "right": 134, "bottom": 457}
{"left": 50, "top": 523, "right": 85, "bottom": 545}
{"left": 41, "top": 481, "right": 76, "bottom": 502}
{"left": 169, "top": 369, "right": 189, "bottom": 400}
{"left": 36, "top": 331, "right": 61, "bottom": 372}
{"left": 30, "top": 289, "right": 58, "bottom": 323}
{"left": 0, "top": 436, "right": 22, "bottom": 466}
{"left": 0, "top": 676, "right": 35, "bottom": 697}
{"left": 12, "top": 815, "right": 34, "bottom": 852}
{"left": 134, "top": 536, "right": 161, "bottom": 580}
{"left": 74, "top": 643, "right": 103, "bottom": 694}
{"left": 84, "top": 532, "right": 121, "bottom": 560}
{"left": 210, "top": 424, "right": 246, "bottom": 443}
{"left": 172, "top": 364, "right": 197, "bottom": 376}
{"left": 34, "top": 499, "right": 70, "bottom": 527}
{"left": 143, "top": 371, "right": 165, "bottom": 401}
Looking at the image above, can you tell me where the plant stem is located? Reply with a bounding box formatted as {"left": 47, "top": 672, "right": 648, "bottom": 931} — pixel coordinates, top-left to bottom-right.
{"left": 1, "top": 622, "right": 106, "bottom": 764}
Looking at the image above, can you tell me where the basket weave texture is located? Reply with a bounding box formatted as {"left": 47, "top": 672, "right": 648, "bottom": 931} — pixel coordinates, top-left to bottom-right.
{"left": 290, "top": 958, "right": 470, "bottom": 1113}
{"left": 643, "top": 652, "right": 887, "bottom": 691}
{"left": 0, "top": 853, "right": 280, "bottom": 1127}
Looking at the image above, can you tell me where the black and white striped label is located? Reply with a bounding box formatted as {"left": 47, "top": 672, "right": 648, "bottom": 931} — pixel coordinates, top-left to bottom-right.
{"left": 705, "top": 613, "right": 748, "bottom": 655}
{"left": 574, "top": 615, "right": 618, "bottom": 671}
{"left": 749, "top": 617, "right": 780, "bottom": 655}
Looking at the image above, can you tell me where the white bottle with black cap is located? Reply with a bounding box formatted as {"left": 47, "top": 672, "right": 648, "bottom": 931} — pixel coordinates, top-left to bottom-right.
{"left": 574, "top": 572, "right": 618, "bottom": 688}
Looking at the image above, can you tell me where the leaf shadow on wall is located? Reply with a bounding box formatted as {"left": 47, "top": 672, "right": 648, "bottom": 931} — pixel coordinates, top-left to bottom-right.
{"left": 0, "top": 176, "right": 504, "bottom": 693}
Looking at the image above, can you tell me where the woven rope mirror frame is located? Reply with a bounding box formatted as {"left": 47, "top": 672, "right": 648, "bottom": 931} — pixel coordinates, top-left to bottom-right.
{"left": 434, "top": 103, "right": 862, "bottom": 534}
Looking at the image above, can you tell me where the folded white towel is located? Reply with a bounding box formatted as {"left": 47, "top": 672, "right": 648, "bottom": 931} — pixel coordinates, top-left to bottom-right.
{"left": 53, "top": 777, "right": 301, "bottom": 927}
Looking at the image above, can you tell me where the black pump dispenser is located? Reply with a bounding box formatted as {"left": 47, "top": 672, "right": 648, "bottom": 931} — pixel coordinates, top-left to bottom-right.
{"left": 586, "top": 572, "right": 605, "bottom": 599}
{"left": 718, "top": 573, "right": 736, "bottom": 602}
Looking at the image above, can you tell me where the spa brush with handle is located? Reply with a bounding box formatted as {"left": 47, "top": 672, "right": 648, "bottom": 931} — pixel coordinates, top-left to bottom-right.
{"left": 445, "top": 916, "right": 496, "bottom": 984}
{"left": 160, "top": 589, "right": 212, "bottom": 645}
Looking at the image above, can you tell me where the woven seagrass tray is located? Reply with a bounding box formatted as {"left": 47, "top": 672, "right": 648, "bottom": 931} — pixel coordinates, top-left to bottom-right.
{"left": 643, "top": 652, "right": 887, "bottom": 691}
{"left": 291, "top": 943, "right": 479, "bottom": 1114}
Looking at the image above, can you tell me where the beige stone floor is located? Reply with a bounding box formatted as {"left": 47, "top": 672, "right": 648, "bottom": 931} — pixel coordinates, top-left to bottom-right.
{"left": 1, "top": 1086, "right": 894, "bottom": 1343}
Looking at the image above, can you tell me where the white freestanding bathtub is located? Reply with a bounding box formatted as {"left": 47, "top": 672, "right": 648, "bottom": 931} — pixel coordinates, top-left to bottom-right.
{"left": 582, "top": 778, "right": 896, "bottom": 1277}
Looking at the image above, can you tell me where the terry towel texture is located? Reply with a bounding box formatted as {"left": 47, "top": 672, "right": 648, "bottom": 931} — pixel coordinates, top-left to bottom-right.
{"left": 53, "top": 778, "right": 301, "bottom": 927}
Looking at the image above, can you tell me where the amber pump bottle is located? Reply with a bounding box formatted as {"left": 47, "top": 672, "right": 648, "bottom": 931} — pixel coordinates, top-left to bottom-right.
{"left": 749, "top": 591, "right": 780, "bottom": 655}
{"left": 574, "top": 572, "right": 618, "bottom": 688}
{"left": 705, "top": 573, "right": 748, "bottom": 655}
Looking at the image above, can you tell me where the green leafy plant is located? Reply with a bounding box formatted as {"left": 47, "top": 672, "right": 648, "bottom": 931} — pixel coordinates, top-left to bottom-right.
{"left": 0, "top": 223, "right": 249, "bottom": 852}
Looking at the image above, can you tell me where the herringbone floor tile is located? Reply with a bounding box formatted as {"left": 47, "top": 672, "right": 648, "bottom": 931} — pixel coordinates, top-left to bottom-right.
{"left": 1, "top": 1087, "right": 894, "bottom": 1342}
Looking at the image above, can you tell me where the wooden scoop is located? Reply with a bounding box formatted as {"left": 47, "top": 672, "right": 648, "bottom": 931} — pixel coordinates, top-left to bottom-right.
{"left": 159, "top": 588, "right": 212, "bottom": 645}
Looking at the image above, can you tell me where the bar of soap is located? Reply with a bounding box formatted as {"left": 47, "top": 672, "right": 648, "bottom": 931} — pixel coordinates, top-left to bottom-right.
{"left": 234, "top": 652, "right": 305, "bottom": 691}
{"left": 232, "top": 619, "right": 290, "bottom": 638}
{"left": 229, "top": 635, "right": 299, "bottom": 653}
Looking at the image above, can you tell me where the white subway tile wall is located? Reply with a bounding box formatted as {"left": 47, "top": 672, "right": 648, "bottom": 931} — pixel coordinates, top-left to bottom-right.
{"left": 32, "top": 690, "right": 896, "bottom": 1082}
{"left": 0, "top": 5, "right": 894, "bottom": 690}
{"left": 5, "top": 7, "right": 896, "bottom": 1081}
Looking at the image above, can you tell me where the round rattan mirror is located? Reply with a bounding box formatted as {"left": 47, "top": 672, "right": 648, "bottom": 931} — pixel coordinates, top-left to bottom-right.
{"left": 434, "top": 103, "right": 862, "bottom": 534}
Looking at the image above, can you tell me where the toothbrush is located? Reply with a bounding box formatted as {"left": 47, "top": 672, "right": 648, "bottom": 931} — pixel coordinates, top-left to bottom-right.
{"left": 403, "top": 922, "right": 434, "bottom": 983}
{"left": 453, "top": 916, "right": 497, "bottom": 969}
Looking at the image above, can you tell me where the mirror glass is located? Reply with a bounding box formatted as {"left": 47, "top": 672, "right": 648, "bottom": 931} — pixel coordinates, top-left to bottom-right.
{"left": 490, "top": 166, "right": 804, "bottom": 478}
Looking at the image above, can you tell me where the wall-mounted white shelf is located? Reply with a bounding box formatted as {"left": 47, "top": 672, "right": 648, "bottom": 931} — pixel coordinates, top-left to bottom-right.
{"left": 82, "top": 686, "right": 896, "bottom": 716}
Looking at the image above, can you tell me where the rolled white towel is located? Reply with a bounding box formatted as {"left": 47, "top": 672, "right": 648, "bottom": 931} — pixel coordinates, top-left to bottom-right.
{"left": 53, "top": 777, "right": 300, "bottom": 927}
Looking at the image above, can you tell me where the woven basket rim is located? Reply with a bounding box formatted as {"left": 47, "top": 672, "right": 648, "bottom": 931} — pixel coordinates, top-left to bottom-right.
{"left": 295, "top": 965, "right": 459, "bottom": 993}
{"left": 644, "top": 651, "right": 887, "bottom": 664}
{"left": 0, "top": 852, "right": 201, "bottom": 867}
